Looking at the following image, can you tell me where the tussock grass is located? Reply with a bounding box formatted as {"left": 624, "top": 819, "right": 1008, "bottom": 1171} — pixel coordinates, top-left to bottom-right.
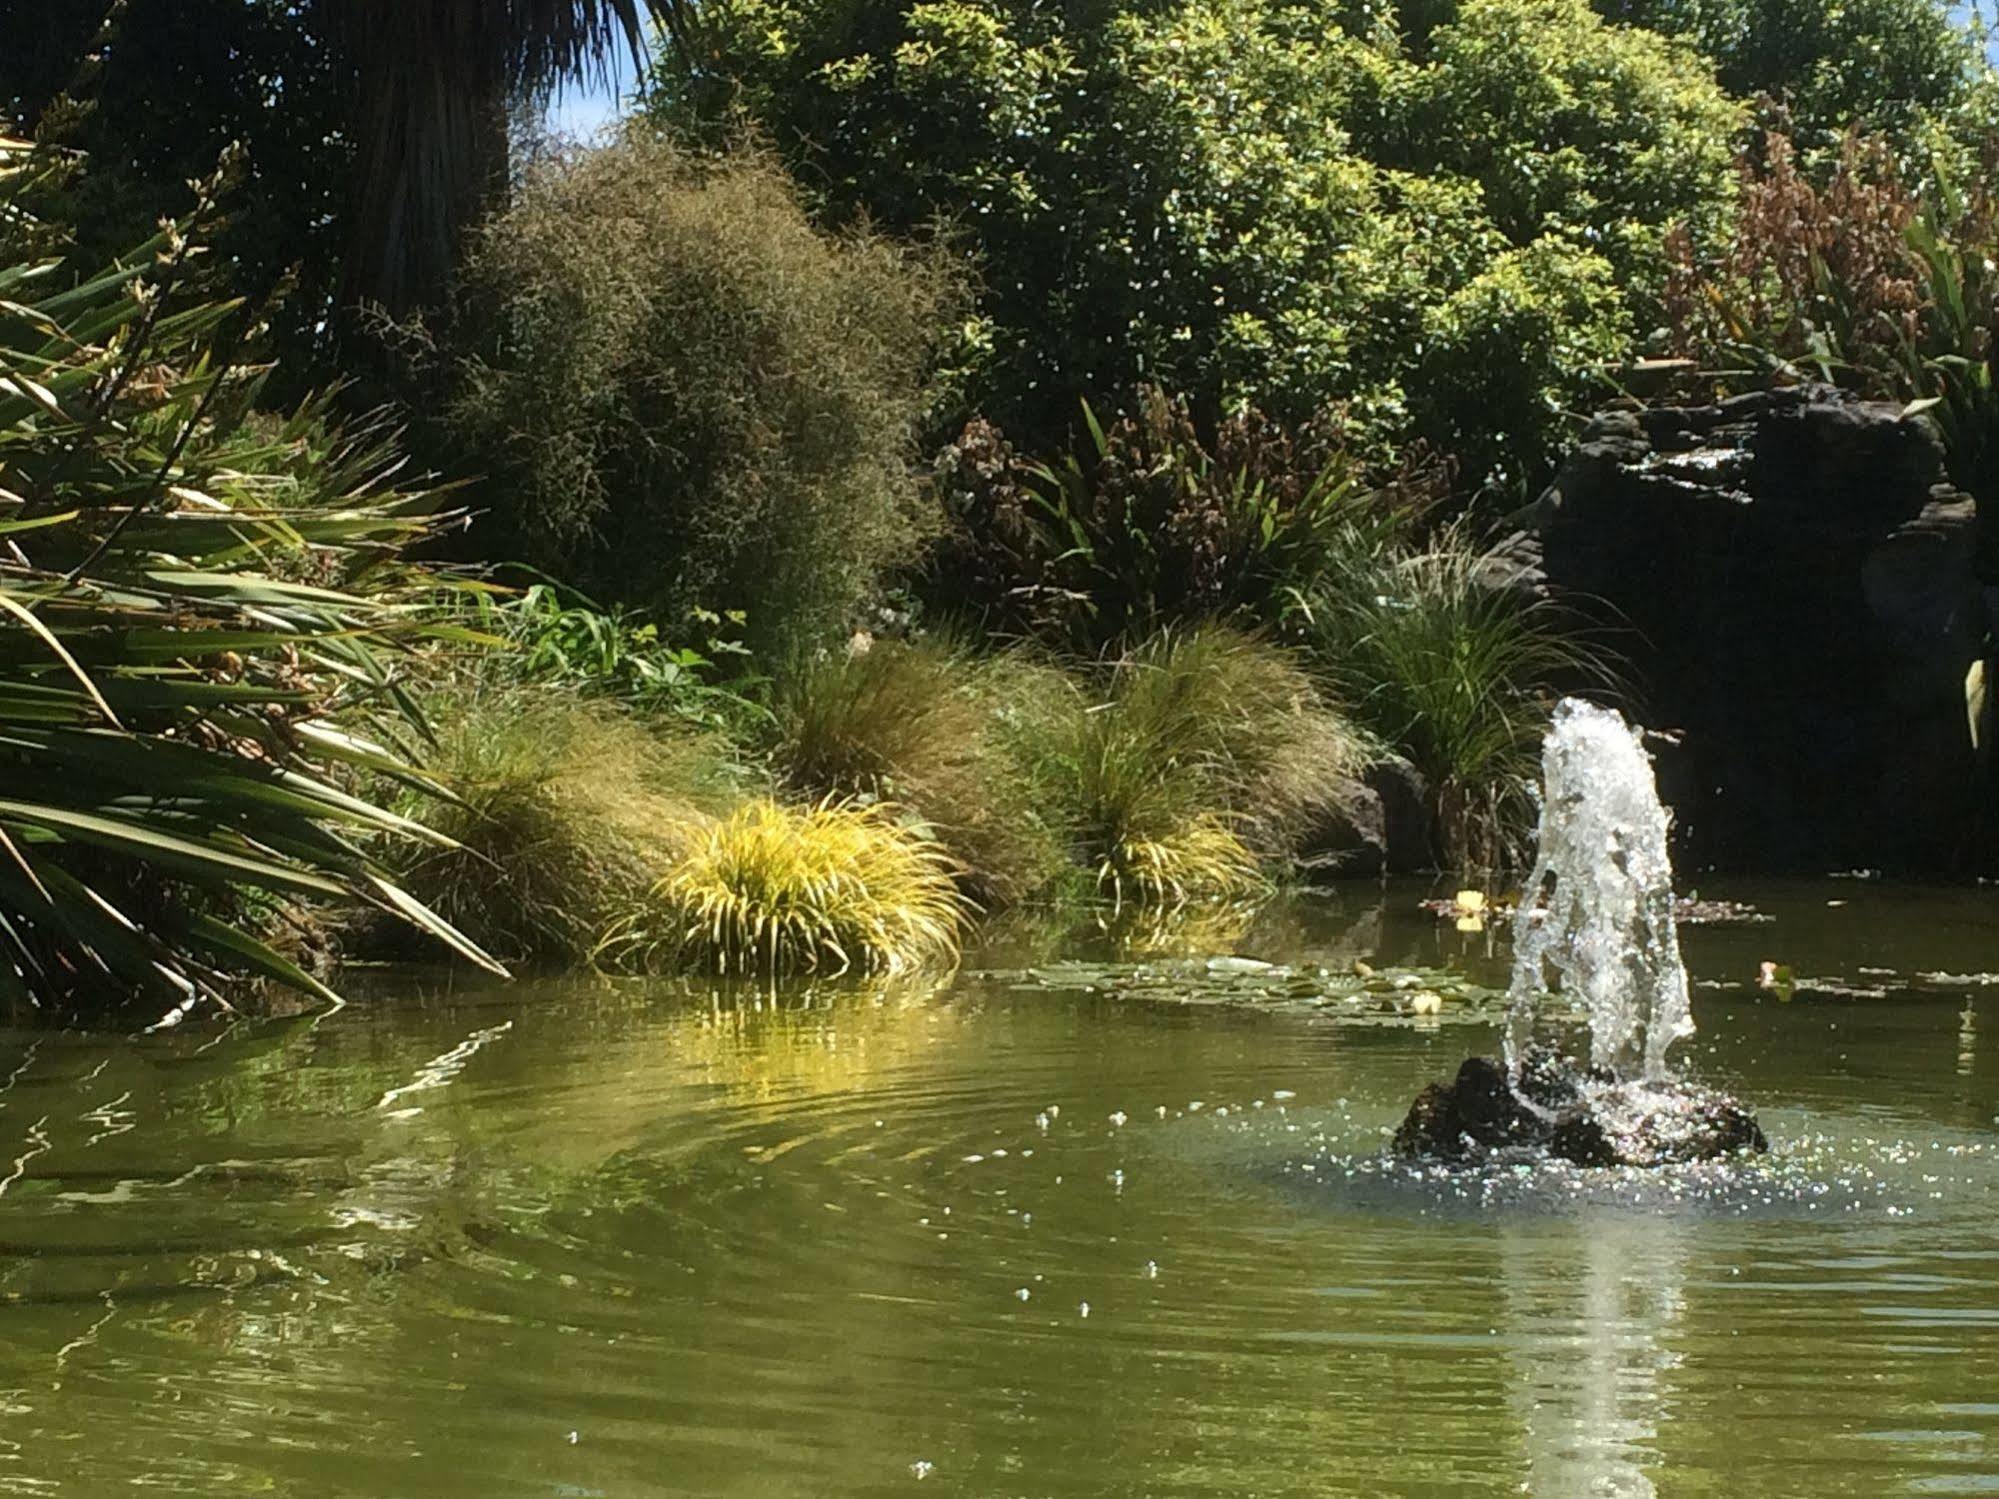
{"left": 604, "top": 798, "right": 970, "bottom": 977}
{"left": 1309, "top": 527, "right": 1616, "bottom": 869}
{"left": 1014, "top": 624, "right": 1368, "bottom": 906}
{"left": 770, "top": 638, "right": 1071, "bottom": 905}
{"left": 391, "top": 688, "right": 741, "bottom": 965}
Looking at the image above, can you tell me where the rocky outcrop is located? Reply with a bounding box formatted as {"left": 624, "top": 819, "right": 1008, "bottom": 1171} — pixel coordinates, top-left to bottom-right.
{"left": 1293, "top": 758, "right": 1436, "bottom": 878}
{"left": 1496, "top": 385, "right": 1990, "bottom": 873}
{"left": 1393, "top": 1050, "right": 1767, "bottom": 1168}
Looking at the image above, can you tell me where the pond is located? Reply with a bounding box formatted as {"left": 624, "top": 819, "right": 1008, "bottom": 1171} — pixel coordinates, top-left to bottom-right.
{"left": 1, "top": 880, "right": 1997, "bottom": 1497}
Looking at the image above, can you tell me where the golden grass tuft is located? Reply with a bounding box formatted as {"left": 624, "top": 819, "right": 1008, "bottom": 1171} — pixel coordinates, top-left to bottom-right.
{"left": 603, "top": 797, "right": 970, "bottom": 977}
{"left": 1095, "top": 816, "right": 1269, "bottom": 911}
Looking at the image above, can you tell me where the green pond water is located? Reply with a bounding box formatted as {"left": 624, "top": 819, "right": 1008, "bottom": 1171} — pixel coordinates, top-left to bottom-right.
{"left": 3, "top": 879, "right": 1998, "bottom": 1497}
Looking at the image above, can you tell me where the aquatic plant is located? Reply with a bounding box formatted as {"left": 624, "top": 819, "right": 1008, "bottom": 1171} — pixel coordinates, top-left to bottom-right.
{"left": 604, "top": 798, "right": 969, "bottom": 977}
{"left": 386, "top": 687, "right": 743, "bottom": 966}
{"left": 0, "top": 163, "right": 496, "bottom": 1012}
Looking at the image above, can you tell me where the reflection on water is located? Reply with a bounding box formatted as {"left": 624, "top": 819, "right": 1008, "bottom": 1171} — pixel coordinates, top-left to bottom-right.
{"left": 0, "top": 881, "right": 1995, "bottom": 1494}
{"left": 1504, "top": 1214, "right": 1686, "bottom": 1498}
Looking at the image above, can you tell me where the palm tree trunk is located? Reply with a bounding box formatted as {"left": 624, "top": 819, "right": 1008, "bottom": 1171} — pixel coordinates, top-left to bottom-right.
{"left": 339, "top": 4, "right": 511, "bottom": 317}
{"left": 334, "top": 0, "right": 660, "bottom": 318}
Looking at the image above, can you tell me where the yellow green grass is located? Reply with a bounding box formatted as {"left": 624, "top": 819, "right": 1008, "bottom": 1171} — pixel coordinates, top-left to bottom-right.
{"left": 602, "top": 797, "right": 970, "bottom": 977}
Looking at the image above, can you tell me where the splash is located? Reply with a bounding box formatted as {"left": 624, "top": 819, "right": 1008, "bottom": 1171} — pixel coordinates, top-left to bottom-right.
{"left": 1506, "top": 700, "right": 1692, "bottom": 1083}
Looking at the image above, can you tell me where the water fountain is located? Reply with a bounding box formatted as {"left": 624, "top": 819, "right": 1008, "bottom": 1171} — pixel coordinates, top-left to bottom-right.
{"left": 1395, "top": 700, "right": 1767, "bottom": 1167}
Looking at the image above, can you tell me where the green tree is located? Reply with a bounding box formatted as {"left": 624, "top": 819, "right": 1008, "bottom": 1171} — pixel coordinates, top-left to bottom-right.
{"left": 1593, "top": 0, "right": 1977, "bottom": 142}
{"left": 0, "top": 0, "right": 698, "bottom": 327}
{"left": 654, "top": 0, "right": 1732, "bottom": 483}
{"left": 1383, "top": 0, "right": 1743, "bottom": 292}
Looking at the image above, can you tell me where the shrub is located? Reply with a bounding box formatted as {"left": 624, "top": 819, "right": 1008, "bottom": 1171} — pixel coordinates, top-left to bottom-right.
{"left": 1662, "top": 128, "right": 1999, "bottom": 514}
{"left": 386, "top": 688, "right": 742, "bottom": 966}
{"left": 431, "top": 128, "right": 965, "bottom": 658}
{"left": 1306, "top": 528, "right": 1613, "bottom": 869}
{"left": 1662, "top": 130, "right": 1927, "bottom": 385}
{"left": 767, "top": 637, "right": 1069, "bottom": 905}
{"left": 605, "top": 798, "right": 969, "bottom": 976}
{"left": 928, "top": 390, "right": 1419, "bottom": 651}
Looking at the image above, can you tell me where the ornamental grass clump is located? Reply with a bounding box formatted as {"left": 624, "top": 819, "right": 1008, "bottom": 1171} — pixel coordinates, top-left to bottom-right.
{"left": 607, "top": 798, "right": 969, "bottom": 977}
{"left": 386, "top": 687, "right": 740, "bottom": 967}
{"left": 1015, "top": 624, "right": 1370, "bottom": 906}
{"left": 769, "top": 637, "right": 1070, "bottom": 905}
{"left": 1308, "top": 528, "right": 1614, "bottom": 869}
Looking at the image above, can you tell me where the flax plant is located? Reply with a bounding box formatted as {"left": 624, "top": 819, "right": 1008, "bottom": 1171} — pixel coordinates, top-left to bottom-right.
{"left": 0, "top": 159, "right": 497, "bottom": 1013}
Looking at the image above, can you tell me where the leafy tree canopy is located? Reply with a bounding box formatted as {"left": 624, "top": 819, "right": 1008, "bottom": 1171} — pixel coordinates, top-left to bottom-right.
{"left": 655, "top": 0, "right": 1739, "bottom": 484}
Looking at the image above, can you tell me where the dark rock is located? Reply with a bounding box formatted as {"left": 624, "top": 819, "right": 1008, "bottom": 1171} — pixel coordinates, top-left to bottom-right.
{"left": 1504, "top": 383, "right": 1990, "bottom": 873}
{"left": 1293, "top": 775, "right": 1388, "bottom": 878}
{"left": 1393, "top": 1049, "right": 1767, "bottom": 1168}
{"left": 1364, "top": 757, "right": 1435, "bottom": 874}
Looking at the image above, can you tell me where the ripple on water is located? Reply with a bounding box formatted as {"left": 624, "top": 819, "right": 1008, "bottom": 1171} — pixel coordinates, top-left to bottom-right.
{"left": 0, "top": 937, "right": 1993, "bottom": 1498}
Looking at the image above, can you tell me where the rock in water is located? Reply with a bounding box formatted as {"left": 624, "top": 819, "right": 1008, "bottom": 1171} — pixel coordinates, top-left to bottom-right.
{"left": 1392, "top": 1049, "right": 1767, "bottom": 1167}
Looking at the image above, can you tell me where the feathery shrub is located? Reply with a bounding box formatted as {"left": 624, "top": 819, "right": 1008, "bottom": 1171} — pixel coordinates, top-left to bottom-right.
{"left": 430, "top": 128, "right": 965, "bottom": 657}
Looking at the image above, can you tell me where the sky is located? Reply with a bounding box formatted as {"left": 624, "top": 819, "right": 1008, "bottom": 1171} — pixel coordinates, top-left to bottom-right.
{"left": 543, "top": 36, "right": 642, "bottom": 141}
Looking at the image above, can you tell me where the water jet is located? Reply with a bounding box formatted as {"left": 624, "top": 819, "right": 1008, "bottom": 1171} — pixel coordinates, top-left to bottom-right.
{"left": 1395, "top": 700, "right": 1767, "bottom": 1166}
